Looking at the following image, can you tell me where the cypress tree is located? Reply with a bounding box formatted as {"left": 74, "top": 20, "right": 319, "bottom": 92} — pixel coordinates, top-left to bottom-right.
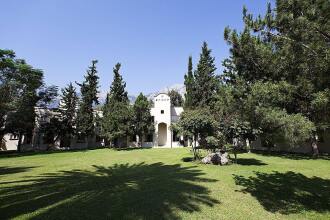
{"left": 76, "top": 60, "right": 99, "bottom": 140}
{"left": 132, "top": 93, "right": 154, "bottom": 146}
{"left": 102, "top": 63, "right": 131, "bottom": 147}
{"left": 194, "top": 42, "right": 218, "bottom": 107}
{"left": 184, "top": 56, "right": 195, "bottom": 109}
{"left": 168, "top": 89, "right": 183, "bottom": 107}
{"left": 59, "top": 82, "right": 78, "bottom": 147}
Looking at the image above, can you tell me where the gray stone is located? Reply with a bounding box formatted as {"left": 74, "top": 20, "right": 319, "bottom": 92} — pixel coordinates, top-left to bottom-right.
{"left": 201, "top": 152, "right": 230, "bottom": 165}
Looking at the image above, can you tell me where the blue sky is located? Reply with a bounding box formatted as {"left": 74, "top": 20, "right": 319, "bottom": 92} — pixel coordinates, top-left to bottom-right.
{"left": 0, "top": 0, "right": 268, "bottom": 95}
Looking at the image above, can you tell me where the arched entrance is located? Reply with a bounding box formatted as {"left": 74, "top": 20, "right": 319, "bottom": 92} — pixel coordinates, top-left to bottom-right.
{"left": 158, "top": 123, "right": 167, "bottom": 146}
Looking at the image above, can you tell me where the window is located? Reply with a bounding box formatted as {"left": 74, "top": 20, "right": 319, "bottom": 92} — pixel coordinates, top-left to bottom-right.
{"left": 9, "top": 134, "right": 19, "bottom": 140}
{"left": 161, "top": 110, "right": 164, "bottom": 114}
{"left": 146, "top": 134, "right": 153, "bottom": 142}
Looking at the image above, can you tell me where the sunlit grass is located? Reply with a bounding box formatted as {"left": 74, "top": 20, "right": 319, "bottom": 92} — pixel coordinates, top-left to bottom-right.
{"left": 0, "top": 148, "right": 329, "bottom": 219}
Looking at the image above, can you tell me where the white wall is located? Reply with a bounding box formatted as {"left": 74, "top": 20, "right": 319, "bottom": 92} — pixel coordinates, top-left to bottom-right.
{"left": 1, "top": 134, "right": 18, "bottom": 151}
{"left": 151, "top": 93, "right": 172, "bottom": 147}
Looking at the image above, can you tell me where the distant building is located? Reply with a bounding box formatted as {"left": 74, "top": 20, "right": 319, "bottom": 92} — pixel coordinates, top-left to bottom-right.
{"left": 1, "top": 93, "right": 185, "bottom": 151}
{"left": 141, "top": 93, "right": 184, "bottom": 147}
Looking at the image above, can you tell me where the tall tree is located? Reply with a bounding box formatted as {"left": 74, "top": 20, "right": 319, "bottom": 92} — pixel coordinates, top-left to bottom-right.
{"left": 0, "top": 49, "right": 16, "bottom": 140}
{"left": 4, "top": 59, "right": 56, "bottom": 151}
{"left": 184, "top": 56, "right": 195, "bottom": 109}
{"left": 132, "top": 93, "right": 154, "bottom": 146}
{"left": 59, "top": 83, "right": 78, "bottom": 147}
{"left": 223, "top": 0, "right": 330, "bottom": 155}
{"left": 194, "top": 42, "right": 218, "bottom": 107}
{"left": 76, "top": 60, "right": 99, "bottom": 142}
{"left": 168, "top": 89, "right": 183, "bottom": 107}
{"left": 102, "top": 63, "right": 131, "bottom": 147}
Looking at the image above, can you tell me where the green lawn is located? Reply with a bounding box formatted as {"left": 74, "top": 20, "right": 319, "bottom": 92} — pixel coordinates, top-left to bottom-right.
{"left": 0, "top": 148, "right": 329, "bottom": 220}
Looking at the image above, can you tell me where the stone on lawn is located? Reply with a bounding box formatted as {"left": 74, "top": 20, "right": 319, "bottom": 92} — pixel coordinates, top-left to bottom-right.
{"left": 201, "top": 152, "right": 230, "bottom": 165}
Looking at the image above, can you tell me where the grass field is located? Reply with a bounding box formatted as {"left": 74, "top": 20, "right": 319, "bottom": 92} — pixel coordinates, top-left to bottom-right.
{"left": 0, "top": 148, "right": 329, "bottom": 220}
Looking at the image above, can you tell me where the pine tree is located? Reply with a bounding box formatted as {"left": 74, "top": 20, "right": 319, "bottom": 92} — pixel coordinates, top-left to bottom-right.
{"left": 184, "top": 56, "right": 195, "bottom": 109}
{"left": 4, "top": 60, "right": 45, "bottom": 152}
{"left": 76, "top": 60, "right": 99, "bottom": 141}
{"left": 102, "top": 63, "right": 131, "bottom": 147}
{"left": 194, "top": 42, "right": 218, "bottom": 107}
{"left": 222, "top": 0, "right": 330, "bottom": 155}
{"left": 59, "top": 82, "right": 78, "bottom": 147}
{"left": 0, "top": 49, "right": 16, "bottom": 140}
{"left": 168, "top": 89, "right": 183, "bottom": 107}
{"left": 132, "top": 93, "right": 154, "bottom": 146}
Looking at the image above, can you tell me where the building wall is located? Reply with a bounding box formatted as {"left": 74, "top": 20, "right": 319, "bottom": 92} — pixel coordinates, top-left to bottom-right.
{"left": 149, "top": 93, "right": 184, "bottom": 148}
{"left": 151, "top": 93, "right": 172, "bottom": 147}
{"left": 1, "top": 134, "right": 19, "bottom": 151}
{"left": 1, "top": 95, "right": 186, "bottom": 151}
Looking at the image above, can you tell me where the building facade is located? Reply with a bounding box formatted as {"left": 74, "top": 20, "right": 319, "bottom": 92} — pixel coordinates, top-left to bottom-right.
{"left": 1, "top": 93, "right": 185, "bottom": 151}
{"left": 143, "top": 93, "right": 183, "bottom": 147}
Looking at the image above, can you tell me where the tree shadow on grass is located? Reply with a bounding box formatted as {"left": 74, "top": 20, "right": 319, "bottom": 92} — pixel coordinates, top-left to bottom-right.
{"left": 253, "top": 151, "right": 330, "bottom": 161}
{"left": 0, "top": 163, "right": 219, "bottom": 219}
{"left": 0, "top": 148, "right": 102, "bottom": 159}
{"left": 115, "top": 147, "right": 153, "bottom": 151}
{"left": 181, "top": 157, "right": 194, "bottom": 162}
{"left": 0, "top": 166, "right": 37, "bottom": 176}
{"left": 236, "top": 158, "right": 267, "bottom": 166}
{"left": 233, "top": 171, "right": 330, "bottom": 214}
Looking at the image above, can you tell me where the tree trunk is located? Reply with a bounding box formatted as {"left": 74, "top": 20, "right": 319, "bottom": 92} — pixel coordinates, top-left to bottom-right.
{"left": 233, "top": 137, "right": 238, "bottom": 163}
{"left": 311, "top": 135, "right": 319, "bottom": 157}
{"left": 138, "top": 134, "right": 142, "bottom": 147}
{"left": 0, "top": 133, "right": 6, "bottom": 150}
{"left": 17, "top": 133, "right": 23, "bottom": 152}
{"left": 193, "top": 135, "right": 197, "bottom": 160}
{"left": 246, "top": 138, "right": 251, "bottom": 153}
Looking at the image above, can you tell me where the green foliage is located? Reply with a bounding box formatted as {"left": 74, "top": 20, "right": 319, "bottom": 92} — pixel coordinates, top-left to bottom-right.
{"left": 193, "top": 42, "right": 219, "bottom": 107}
{"left": 221, "top": 0, "right": 330, "bottom": 152}
{"left": 0, "top": 49, "right": 16, "bottom": 135}
{"left": 102, "top": 63, "right": 131, "bottom": 147}
{"left": 105, "top": 63, "right": 129, "bottom": 104}
{"left": 102, "top": 101, "right": 132, "bottom": 145}
{"left": 184, "top": 56, "right": 194, "bottom": 109}
{"left": 59, "top": 83, "right": 78, "bottom": 146}
{"left": 39, "top": 116, "right": 62, "bottom": 146}
{"left": 183, "top": 42, "right": 219, "bottom": 110}
{"left": 256, "top": 107, "right": 315, "bottom": 147}
{"left": 177, "top": 108, "right": 216, "bottom": 145}
{"left": 132, "top": 93, "right": 154, "bottom": 144}
{"left": 167, "top": 89, "right": 183, "bottom": 107}
{"left": 76, "top": 60, "right": 99, "bottom": 138}
{"left": 0, "top": 50, "right": 57, "bottom": 151}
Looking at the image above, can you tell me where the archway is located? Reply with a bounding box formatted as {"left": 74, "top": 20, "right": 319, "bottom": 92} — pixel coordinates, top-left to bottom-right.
{"left": 158, "top": 123, "right": 167, "bottom": 146}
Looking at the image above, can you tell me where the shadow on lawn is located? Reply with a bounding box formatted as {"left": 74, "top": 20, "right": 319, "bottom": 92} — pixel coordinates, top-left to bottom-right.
{"left": 253, "top": 151, "right": 330, "bottom": 161}
{"left": 115, "top": 147, "right": 153, "bottom": 151}
{"left": 0, "top": 163, "right": 219, "bottom": 219}
{"left": 233, "top": 171, "right": 330, "bottom": 214}
{"left": 0, "top": 148, "right": 102, "bottom": 159}
{"left": 181, "top": 157, "right": 267, "bottom": 166}
{"left": 0, "top": 166, "right": 37, "bottom": 176}
{"left": 236, "top": 158, "right": 267, "bottom": 166}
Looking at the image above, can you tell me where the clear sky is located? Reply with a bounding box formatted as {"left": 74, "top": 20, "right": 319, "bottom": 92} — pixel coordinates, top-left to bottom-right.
{"left": 0, "top": 0, "right": 268, "bottom": 96}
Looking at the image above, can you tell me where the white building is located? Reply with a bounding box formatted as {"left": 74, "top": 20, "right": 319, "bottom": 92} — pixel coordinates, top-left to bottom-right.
{"left": 148, "top": 93, "right": 184, "bottom": 147}
{"left": 1, "top": 93, "right": 185, "bottom": 151}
